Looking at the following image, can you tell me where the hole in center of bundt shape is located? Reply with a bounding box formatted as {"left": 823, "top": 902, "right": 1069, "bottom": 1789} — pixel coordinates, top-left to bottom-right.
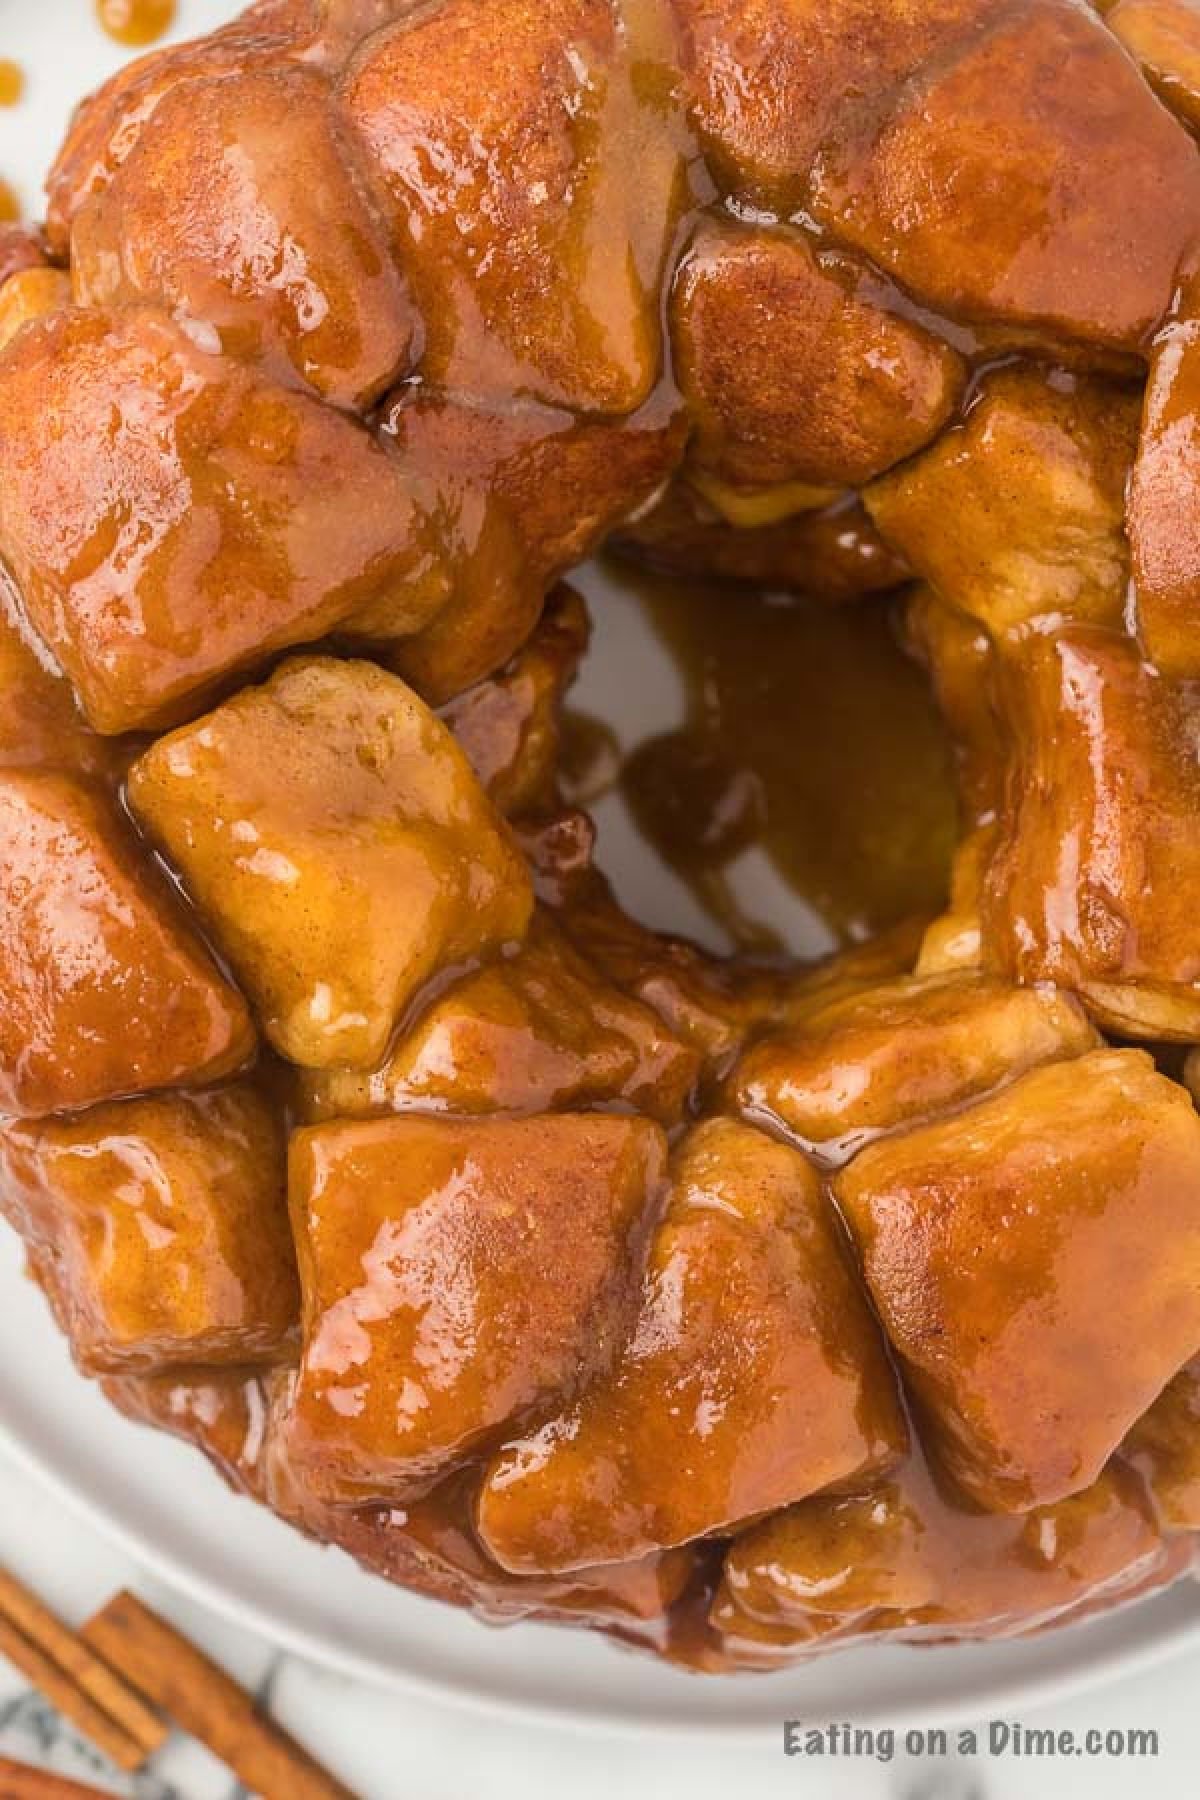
{"left": 563, "top": 554, "right": 958, "bottom": 963}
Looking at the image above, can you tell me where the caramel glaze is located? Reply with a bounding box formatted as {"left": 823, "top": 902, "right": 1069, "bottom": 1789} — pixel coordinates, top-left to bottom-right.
{"left": 576, "top": 564, "right": 957, "bottom": 956}
{"left": 0, "top": 61, "right": 25, "bottom": 108}
{"left": 95, "top": 0, "right": 177, "bottom": 50}
{"left": 2, "top": 0, "right": 1200, "bottom": 1676}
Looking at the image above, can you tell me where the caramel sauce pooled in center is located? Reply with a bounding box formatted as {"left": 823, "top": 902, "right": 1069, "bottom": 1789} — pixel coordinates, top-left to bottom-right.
{"left": 569, "top": 562, "right": 957, "bottom": 958}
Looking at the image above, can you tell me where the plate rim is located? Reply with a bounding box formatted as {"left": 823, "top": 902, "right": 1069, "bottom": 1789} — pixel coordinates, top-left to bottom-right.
{"left": 4, "top": 1407, "right": 1200, "bottom": 1743}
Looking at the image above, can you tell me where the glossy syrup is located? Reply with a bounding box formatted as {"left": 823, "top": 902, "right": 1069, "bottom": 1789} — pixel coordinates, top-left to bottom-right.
{"left": 0, "top": 56, "right": 25, "bottom": 229}
{"left": 568, "top": 559, "right": 957, "bottom": 959}
{"left": 0, "top": 60, "right": 25, "bottom": 107}
{"left": 95, "top": 0, "right": 177, "bottom": 50}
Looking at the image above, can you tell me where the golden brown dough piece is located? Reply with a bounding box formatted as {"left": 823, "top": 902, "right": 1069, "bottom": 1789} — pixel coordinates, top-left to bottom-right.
{"left": 0, "top": 1090, "right": 297, "bottom": 1374}
{"left": 902, "top": 585, "right": 1006, "bottom": 832}
{"left": 713, "top": 1450, "right": 1167, "bottom": 1663}
{"left": 866, "top": 367, "right": 1138, "bottom": 640}
{"left": 439, "top": 586, "right": 590, "bottom": 817}
{"left": 105, "top": 1362, "right": 697, "bottom": 1637}
{"left": 372, "top": 392, "right": 685, "bottom": 701}
{"left": 900, "top": 587, "right": 1006, "bottom": 976}
{"left": 669, "top": 0, "right": 995, "bottom": 208}
{"left": 0, "top": 308, "right": 431, "bottom": 734}
{"left": 0, "top": 223, "right": 50, "bottom": 286}
{"left": 0, "top": 266, "right": 71, "bottom": 355}
{"left": 0, "top": 769, "right": 253, "bottom": 1118}
{"left": 728, "top": 973, "right": 1097, "bottom": 1149}
{"left": 279, "top": 1113, "right": 666, "bottom": 1506}
{"left": 70, "top": 63, "right": 415, "bottom": 407}
{"left": 1108, "top": 0, "right": 1200, "bottom": 126}
{"left": 269, "top": 1423, "right": 699, "bottom": 1633}
{"left": 341, "top": 0, "right": 690, "bottom": 413}
{"left": 671, "top": 219, "right": 965, "bottom": 492}
{"left": 476, "top": 1118, "right": 905, "bottom": 1572}
{"left": 674, "top": 0, "right": 1200, "bottom": 349}
{"left": 1130, "top": 262, "right": 1200, "bottom": 678}
{"left": 836, "top": 1050, "right": 1200, "bottom": 1514}
{"left": 616, "top": 485, "right": 909, "bottom": 598}
{"left": 914, "top": 827, "right": 997, "bottom": 977}
{"left": 128, "top": 657, "right": 533, "bottom": 1071}
{"left": 1124, "top": 1360, "right": 1200, "bottom": 1531}
{"left": 981, "top": 627, "right": 1200, "bottom": 1039}
{"left": 45, "top": 3, "right": 324, "bottom": 247}
{"left": 298, "top": 908, "right": 700, "bottom": 1127}
{"left": 0, "top": 583, "right": 111, "bottom": 781}
{"left": 555, "top": 866, "right": 783, "bottom": 1070}
{"left": 812, "top": 0, "right": 1200, "bottom": 352}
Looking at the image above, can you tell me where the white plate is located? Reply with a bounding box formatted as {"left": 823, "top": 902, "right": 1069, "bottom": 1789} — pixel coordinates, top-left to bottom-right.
{"left": 5, "top": 1226, "right": 1200, "bottom": 1739}
{"left": 3, "top": 0, "right": 1200, "bottom": 1740}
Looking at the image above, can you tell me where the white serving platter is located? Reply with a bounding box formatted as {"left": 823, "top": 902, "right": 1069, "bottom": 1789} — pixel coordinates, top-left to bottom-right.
{"left": 5, "top": 1223, "right": 1200, "bottom": 1738}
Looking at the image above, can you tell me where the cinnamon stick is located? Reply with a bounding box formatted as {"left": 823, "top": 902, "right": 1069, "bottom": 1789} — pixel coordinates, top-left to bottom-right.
{"left": 0, "top": 1570, "right": 165, "bottom": 1762}
{"left": 81, "top": 1592, "right": 358, "bottom": 1800}
{"left": 0, "top": 1614, "right": 145, "bottom": 1775}
{"left": 0, "top": 1758, "right": 119, "bottom": 1799}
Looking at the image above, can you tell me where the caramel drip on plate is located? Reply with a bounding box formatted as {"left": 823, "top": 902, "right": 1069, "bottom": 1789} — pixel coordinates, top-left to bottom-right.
{"left": 95, "top": 0, "right": 176, "bottom": 49}
{"left": 0, "top": 60, "right": 25, "bottom": 107}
